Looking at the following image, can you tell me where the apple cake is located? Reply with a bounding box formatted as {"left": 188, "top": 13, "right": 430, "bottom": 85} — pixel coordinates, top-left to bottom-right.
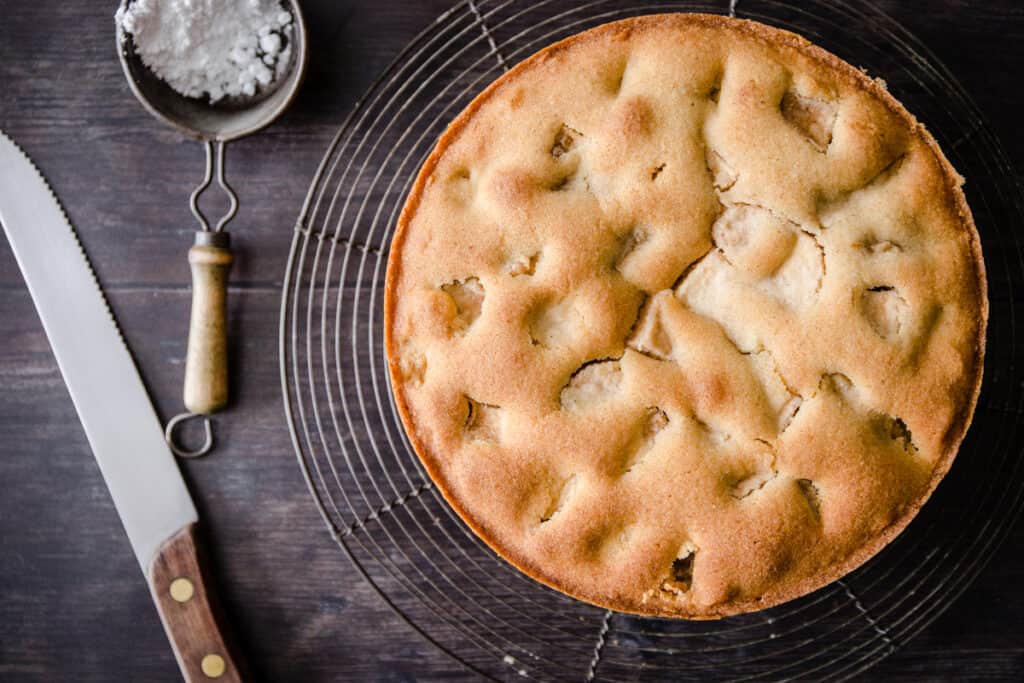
{"left": 384, "top": 13, "right": 986, "bottom": 617}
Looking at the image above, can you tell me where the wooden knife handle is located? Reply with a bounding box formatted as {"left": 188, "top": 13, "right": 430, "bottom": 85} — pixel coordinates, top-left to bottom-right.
{"left": 184, "top": 231, "right": 233, "bottom": 415}
{"left": 148, "top": 523, "right": 246, "bottom": 682}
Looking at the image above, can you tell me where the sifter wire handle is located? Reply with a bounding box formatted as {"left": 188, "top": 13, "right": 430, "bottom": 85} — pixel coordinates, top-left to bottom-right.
{"left": 167, "top": 140, "right": 238, "bottom": 459}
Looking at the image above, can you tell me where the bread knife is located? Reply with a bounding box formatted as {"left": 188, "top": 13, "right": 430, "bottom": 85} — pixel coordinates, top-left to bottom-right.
{"left": 0, "top": 130, "right": 245, "bottom": 682}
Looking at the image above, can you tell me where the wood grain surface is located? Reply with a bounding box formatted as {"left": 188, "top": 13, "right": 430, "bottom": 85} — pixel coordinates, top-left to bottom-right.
{"left": 1, "top": 1, "right": 1022, "bottom": 681}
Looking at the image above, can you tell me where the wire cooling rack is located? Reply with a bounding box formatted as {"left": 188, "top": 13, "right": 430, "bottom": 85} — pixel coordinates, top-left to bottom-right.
{"left": 279, "top": 0, "right": 1024, "bottom": 679}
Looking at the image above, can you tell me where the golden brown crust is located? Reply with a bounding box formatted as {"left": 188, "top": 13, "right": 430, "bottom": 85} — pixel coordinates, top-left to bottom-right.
{"left": 384, "top": 14, "right": 986, "bottom": 618}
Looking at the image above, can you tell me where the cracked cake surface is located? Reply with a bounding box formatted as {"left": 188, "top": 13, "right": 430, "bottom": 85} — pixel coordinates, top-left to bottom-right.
{"left": 383, "top": 14, "right": 987, "bottom": 618}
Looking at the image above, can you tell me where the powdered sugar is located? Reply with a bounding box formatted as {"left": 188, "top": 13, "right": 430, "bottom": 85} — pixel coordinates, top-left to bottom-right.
{"left": 116, "top": 0, "right": 294, "bottom": 103}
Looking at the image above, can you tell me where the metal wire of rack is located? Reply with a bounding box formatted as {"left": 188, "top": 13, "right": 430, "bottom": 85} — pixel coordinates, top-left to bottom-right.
{"left": 279, "top": 0, "right": 1024, "bottom": 680}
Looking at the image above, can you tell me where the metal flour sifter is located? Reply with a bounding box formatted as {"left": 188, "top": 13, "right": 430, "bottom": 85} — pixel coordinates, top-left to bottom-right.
{"left": 115, "top": 0, "right": 308, "bottom": 457}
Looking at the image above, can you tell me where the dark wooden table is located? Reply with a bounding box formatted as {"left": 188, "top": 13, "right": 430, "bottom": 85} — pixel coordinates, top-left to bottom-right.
{"left": 1, "top": 1, "right": 1022, "bottom": 681}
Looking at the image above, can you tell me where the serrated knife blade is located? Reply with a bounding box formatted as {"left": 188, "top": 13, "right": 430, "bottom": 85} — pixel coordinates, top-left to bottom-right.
{"left": 0, "top": 130, "right": 197, "bottom": 570}
{"left": 0, "top": 131, "right": 244, "bottom": 682}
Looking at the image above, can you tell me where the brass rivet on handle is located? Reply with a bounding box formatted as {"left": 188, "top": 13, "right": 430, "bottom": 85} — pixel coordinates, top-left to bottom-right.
{"left": 169, "top": 577, "right": 195, "bottom": 603}
{"left": 201, "top": 654, "right": 226, "bottom": 678}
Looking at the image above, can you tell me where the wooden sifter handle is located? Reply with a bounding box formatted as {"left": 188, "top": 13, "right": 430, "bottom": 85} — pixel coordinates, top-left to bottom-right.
{"left": 184, "top": 231, "right": 233, "bottom": 415}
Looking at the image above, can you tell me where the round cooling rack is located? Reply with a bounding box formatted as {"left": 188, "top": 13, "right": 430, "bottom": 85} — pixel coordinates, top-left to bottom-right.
{"left": 279, "top": 0, "right": 1024, "bottom": 680}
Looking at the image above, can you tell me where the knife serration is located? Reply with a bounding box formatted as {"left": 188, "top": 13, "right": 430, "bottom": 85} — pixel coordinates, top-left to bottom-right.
{"left": 0, "top": 130, "right": 197, "bottom": 571}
